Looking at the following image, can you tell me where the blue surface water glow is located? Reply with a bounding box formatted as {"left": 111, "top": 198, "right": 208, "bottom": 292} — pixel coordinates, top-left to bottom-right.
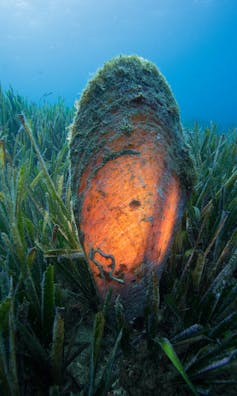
{"left": 0, "top": 0, "right": 236, "bottom": 127}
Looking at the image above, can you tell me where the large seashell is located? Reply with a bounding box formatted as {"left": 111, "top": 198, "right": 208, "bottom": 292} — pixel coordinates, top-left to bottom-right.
{"left": 69, "top": 55, "right": 194, "bottom": 317}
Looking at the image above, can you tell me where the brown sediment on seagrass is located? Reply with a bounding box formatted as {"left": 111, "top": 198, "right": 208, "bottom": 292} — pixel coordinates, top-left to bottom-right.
{"left": 69, "top": 55, "right": 195, "bottom": 318}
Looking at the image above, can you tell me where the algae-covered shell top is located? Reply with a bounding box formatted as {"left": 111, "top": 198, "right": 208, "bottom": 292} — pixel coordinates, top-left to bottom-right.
{"left": 69, "top": 55, "right": 195, "bottom": 228}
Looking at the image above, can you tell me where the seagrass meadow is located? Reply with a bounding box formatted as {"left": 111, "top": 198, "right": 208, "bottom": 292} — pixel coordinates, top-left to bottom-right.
{"left": 0, "top": 84, "right": 237, "bottom": 396}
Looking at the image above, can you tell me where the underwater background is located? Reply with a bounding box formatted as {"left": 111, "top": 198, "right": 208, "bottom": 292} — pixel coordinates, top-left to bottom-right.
{"left": 0, "top": 0, "right": 237, "bottom": 128}
{"left": 1, "top": 2, "right": 237, "bottom": 396}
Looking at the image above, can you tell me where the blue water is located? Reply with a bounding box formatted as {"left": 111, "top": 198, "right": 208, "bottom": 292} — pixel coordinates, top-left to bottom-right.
{"left": 0, "top": 0, "right": 236, "bottom": 128}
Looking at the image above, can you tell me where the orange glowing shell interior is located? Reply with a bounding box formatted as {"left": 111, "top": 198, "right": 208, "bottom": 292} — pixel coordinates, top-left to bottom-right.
{"left": 70, "top": 56, "right": 194, "bottom": 313}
